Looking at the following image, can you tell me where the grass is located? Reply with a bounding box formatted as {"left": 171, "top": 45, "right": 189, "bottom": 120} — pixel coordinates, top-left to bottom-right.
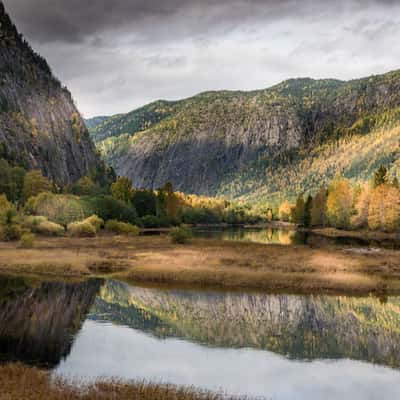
{"left": 0, "top": 234, "right": 399, "bottom": 294}
{"left": 0, "top": 363, "right": 240, "bottom": 400}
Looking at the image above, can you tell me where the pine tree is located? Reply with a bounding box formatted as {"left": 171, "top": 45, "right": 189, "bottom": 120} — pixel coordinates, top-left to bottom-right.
{"left": 304, "top": 195, "right": 313, "bottom": 228}
{"left": 373, "top": 165, "right": 388, "bottom": 188}
{"left": 311, "top": 186, "right": 327, "bottom": 227}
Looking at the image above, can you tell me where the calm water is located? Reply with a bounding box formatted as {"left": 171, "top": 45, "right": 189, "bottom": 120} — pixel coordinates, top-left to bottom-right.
{"left": 192, "top": 226, "right": 400, "bottom": 249}
{"left": 1, "top": 276, "right": 400, "bottom": 399}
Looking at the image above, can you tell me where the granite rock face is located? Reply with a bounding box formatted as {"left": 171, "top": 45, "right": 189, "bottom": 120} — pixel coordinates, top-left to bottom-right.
{"left": 0, "top": 2, "right": 100, "bottom": 185}
{"left": 92, "top": 73, "right": 400, "bottom": 196}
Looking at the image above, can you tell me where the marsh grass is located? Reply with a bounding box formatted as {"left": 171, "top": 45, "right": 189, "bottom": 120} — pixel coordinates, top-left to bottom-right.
{"left": 0, "top": 364, "right": 244, "bottom": 400}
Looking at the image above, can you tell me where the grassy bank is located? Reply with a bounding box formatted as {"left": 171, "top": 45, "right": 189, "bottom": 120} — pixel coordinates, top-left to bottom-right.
{"left": 0, "top": 364, "right": 235, "bottom": 400}
{"left": 310, "top": 227, "right": 400, "bottom": 242}
{"left": 0, "top": 234, "right": 400, "bottom": 294}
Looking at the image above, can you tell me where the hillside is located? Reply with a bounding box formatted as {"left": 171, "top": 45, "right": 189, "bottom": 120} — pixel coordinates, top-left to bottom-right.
{"left": 90, "top": 72, "right": 400, "bottom": 204}
{"left": 0, "top": 2, "right": 101, "bottom": 185}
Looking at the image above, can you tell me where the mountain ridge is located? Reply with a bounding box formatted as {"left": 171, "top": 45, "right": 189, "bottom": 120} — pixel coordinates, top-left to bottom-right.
{"left": 90, "top": 70, "right": 400, "bottom": 203}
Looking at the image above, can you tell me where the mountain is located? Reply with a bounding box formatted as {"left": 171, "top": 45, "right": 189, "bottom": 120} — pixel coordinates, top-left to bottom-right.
{"left": 0, "top": 2, "right": 101, "bottom": 185}
{"left": 84, "top": 116, "right": 110, "bottom": 130}
{"left": 90, "top": 72, "right": 400, "bottom": 204}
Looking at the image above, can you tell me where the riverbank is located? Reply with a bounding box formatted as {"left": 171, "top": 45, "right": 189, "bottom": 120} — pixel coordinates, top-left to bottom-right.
{"left": 0, "top": 363, "right": 230, "bottom": 400}
{"left": 0, "top": 234, "right": 399, "bottom": 294}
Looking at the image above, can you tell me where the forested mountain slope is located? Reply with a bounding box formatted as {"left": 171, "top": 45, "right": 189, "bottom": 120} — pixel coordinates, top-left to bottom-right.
{"left": 0, "top": 2, "right": 101, "bottom": 185}
{"left": 91, "top": 71, "right": 400, "bottom": 204}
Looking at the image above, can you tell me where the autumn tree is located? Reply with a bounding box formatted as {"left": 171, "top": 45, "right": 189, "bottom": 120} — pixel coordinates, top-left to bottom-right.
{"left": 163, "top": 182, "right": 180, "bottom": 221}
{"left": 368, "top": 184, "right": 400, "bottom": 232}
{"left": 278, "top": 201, "right": 293, "bottom": 222}
{"left": 326, "top": 175, "right": 353, "bottom": 229}
{"left": 111, "top": 177, "right": 133, "bottom": 204}
{"left": 22, "top": 170, "right": 52, "bottom": 201}
{"left": 351, "top": 183, "right": 371, "bottom": 229}
{"left": 72, "top": 176, "right": 99, "bottom": 196}
{"left": 311, "top": 186, "right": 327, "bottom": 227}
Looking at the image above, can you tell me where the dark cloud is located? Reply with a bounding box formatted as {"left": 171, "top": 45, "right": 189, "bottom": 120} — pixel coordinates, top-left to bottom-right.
{"left": 4, "top": 0, "right": 396, "bottom": 44}
{"left": 2, "top": 0, "right": 399, "bottom": 117}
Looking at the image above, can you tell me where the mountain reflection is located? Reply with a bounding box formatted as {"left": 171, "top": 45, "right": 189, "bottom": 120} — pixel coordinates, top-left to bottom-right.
{"left": 0, "top": 276, "right": 103, "bottom": 367}
{"left": 91, "top": 280, "right": 400, "bottom": 369}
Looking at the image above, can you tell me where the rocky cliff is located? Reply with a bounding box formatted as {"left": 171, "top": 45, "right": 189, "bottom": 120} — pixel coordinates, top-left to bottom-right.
{"left": 0, "top": 2, "right": 100, "bottom": 185}
{"left": 92, "top": 73, "right": 400, "bottom": 202}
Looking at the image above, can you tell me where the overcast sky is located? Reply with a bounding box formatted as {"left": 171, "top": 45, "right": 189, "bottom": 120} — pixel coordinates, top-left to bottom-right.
{"left": 3, "top": 0, "right": 400, "bottom": 117}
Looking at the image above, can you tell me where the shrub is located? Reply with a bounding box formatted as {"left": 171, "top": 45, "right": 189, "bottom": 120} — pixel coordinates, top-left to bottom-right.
{"left": 83, "top": 215, "right": 104, "bottom": 232}
{"left": 26, "top": 193, "right": 89, "bottom": 226}
{"left": 169, "top": 226, "right": 192, "bottom": 244}
{"left": 67, "top": 221, "right": 97, "bottom": 237}
{"left": 0, "top": 224, "right": 23, "bottom": 241}
{"left": 105, "top": 220, "right": 140, "bottom": 236}
{"left": 35, "top": 220, "right": 65, "bottom": 236}
{"left": 23, "top": 215, "right": 48, "bottom": 230}
{"left": 19, "top": 233, "right": 35, "bottom": 248}
{"left": 141, "top": 215, "right": 169, "bottom": 228}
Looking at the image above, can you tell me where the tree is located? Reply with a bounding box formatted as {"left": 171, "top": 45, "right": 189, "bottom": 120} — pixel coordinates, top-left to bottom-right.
{"left": 368, "top": 184, "right": 400, "bottom": 232}
{"left": 326, "top": 175, "right": 353, "bottom": 229}
{"left": 351, "top": 183, "right": 371, "bottom": 229}
{"left": 311, "top": 186, "right": 327, "bottom": 227}
{"left": 291, "top": 195, "right": 305, "bottom": 225}
{"left": 278, "top": 201, "right": 293, "bottom": 222}
{"left": 163, "top": 182, "right": 180, "bottom": 221}
{"left": 373, "top": 165, "right": 388, "bottom": 188}
{"left": 22, "top": 170, "right": 52, "bottom": 201}
{"left": 72, "top": 176, "right": 100, "bottom": 196}
{"left": 132, "top": 190, "right": 157, "bottom": 217}
{"left": 111, "top": 177, "right": 133, "bottom": 204}
{"left": 304, "top": 195, "right": 313, "bottom": 228}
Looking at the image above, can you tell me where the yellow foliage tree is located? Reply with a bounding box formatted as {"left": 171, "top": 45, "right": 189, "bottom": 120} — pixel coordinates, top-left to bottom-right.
{"left": 279, "top": 201, "right": 293, "bottom": 222}
{"left": 368, "top": 184, "right": 400, "bottom": 232}
{"left": 22, "top": 170, "right": 52, "bottom": 202}
{"left": 111, "top": 177, "right": 133, "bottom": 204}
{"left": 351, "top": 183, "right": 371, "bottom": 229}
{"left": 326, "top": 175, "right": 353, "bottom": 229}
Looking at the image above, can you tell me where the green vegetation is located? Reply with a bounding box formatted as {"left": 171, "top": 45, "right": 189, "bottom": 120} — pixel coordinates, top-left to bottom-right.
{"left": 169, "top": 226, "right": 192, "bottom": 244}
{"left": 104, "top": 220, "right": 140, "bottom": 236}
{"left": 67, "top": 220, "right": 97, "bottom": 238}
{"left": 19, "top": 233, "right": 35, "bottom": 248}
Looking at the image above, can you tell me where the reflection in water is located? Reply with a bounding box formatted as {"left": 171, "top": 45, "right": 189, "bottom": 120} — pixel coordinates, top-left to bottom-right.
{"left": 1, "top": 277, "right": 400, "bottom": 399}
{"left": 0, "top": 276, "right": 102, "bottom": 367}
{"left": 192, "top": 227, "right": 400, "bottom": 249}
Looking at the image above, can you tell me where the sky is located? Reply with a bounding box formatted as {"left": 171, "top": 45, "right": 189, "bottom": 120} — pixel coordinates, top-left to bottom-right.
{"left": 3, "top": 0, "right": 400, "bottom": 117}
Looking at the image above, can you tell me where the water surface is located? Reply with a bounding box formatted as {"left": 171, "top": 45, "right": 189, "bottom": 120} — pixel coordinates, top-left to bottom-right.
{"left": 1, "top": 276, "right": 400, "bottom": 399}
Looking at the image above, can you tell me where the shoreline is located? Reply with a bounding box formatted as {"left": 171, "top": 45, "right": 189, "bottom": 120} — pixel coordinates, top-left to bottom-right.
{"left": 1, "top": 234, "right": 400, "bottom": 295}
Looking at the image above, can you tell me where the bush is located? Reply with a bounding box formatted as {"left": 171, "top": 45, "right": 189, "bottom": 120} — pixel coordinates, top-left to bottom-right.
{"left": 105, "top": 220, "right": 140, "bottom": 236}
{"left": 35, "top": 220, "right": 65, "bottom": 236}
{"left": 67, "top": 221, "right": 97, "bottom": 238}
{"left": 23, "top": 215, "right": 47, "bottom": 230}
{"left": 0, "top": 224, "right": 23, "bottom": 241}
{"left": 83, "top": 215, "right": 104, "bottom": 232}
{"left": 26, "top": 193, "right": 89, "bottom": 226}
{"left": 82, "top": 196, "right": 139, "bottom": 225}
{"left": 140, "top": 215, "right": 170, "bottom": 228}
{"left": 19, "top": 233, "right": 35, "bottom": 248}
{"left": 169, "top": 226, "right": 192, "bottom": 244}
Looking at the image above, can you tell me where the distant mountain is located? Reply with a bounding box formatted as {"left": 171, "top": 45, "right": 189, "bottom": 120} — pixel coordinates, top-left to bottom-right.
{"left": 84, "top": 116, "right": 110, "bottom": 130}
{"left": 90, "top": 73, "right": 400, "bottom": 204}
{"left": 0, "top": 2, "right": 101, "bottom": 185}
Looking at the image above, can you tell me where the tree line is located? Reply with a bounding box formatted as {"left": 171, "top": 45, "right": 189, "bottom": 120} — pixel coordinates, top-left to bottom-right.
{"left": 278, "top": 166, "right": 400, "bottom": 232}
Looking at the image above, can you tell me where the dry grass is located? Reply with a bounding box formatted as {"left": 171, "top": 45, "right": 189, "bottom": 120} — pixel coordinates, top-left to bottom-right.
{"left": 0, "top": 364, "right": 237, "bottom": 400}
{"left": 0, "top": 234, "right": 400, "bottom": 294}
{"left": 311, "top": 227, "right": 400, "bottom": 241}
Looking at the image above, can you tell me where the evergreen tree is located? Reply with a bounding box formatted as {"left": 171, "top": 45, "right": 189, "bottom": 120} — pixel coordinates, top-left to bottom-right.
{"left": 304, "top": 195, "right": 313, "bottom": 228}
{"left": 311, "top": 186, "right": 328, "bottom": 227}
{"left": 373, "top": 165, "right": 388, "bottom": 188}
{"left": 291, "top": 195, "right": 305, "bottom": 225}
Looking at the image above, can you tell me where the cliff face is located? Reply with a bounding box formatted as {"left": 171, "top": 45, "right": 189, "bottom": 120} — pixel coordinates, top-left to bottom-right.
{"left": 0, "top": 2, "right": 100, "bottom": 185}
{"left": 92, "top": 74, "right": 400, "bottom": 200}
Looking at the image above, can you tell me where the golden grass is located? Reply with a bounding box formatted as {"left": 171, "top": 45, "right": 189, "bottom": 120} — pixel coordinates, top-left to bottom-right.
{"left": 0, "top": 234, "right": 399, "bottom": 294}
{"left": 0, "top": 364, "right": 236, "bottom": 400}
